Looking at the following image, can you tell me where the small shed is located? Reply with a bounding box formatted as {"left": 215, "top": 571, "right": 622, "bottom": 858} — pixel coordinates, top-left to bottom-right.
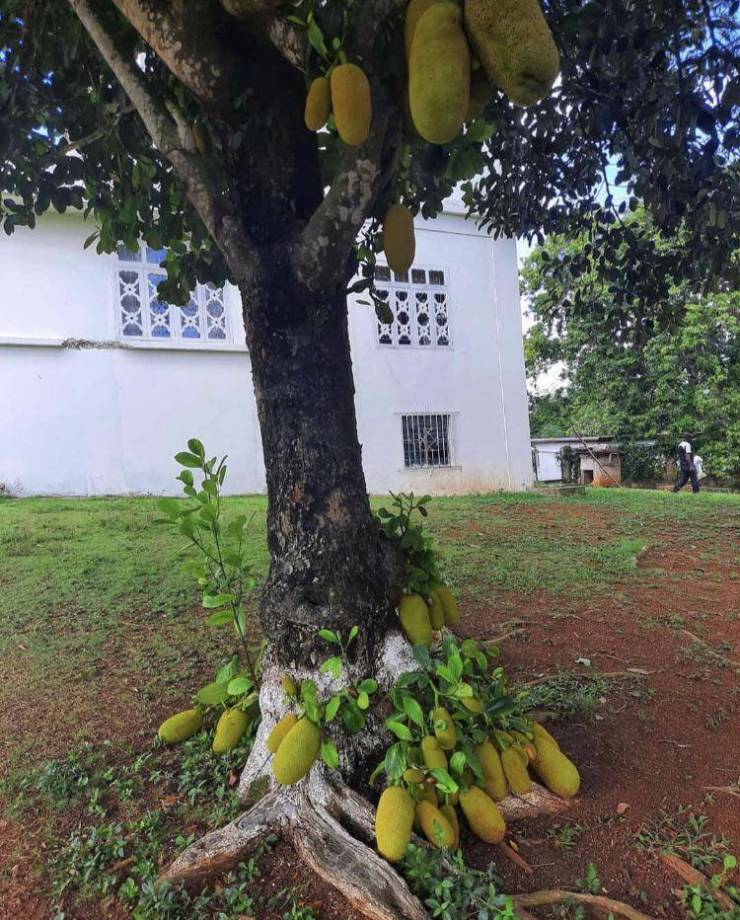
{"left": 579, "top": 448, "right": 622, "bottom": 486}
{"left": 531, "top": 436, "right": 622, "bottom": 486}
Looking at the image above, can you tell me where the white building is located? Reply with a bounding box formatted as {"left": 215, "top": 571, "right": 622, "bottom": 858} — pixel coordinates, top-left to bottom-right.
{"left": 0, "top": 200, "right": 533, "bottom": 496}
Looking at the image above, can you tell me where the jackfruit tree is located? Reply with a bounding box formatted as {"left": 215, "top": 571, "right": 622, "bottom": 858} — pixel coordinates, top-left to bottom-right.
{"left": 1, "top": 0, "right": 737, "bottom": 916}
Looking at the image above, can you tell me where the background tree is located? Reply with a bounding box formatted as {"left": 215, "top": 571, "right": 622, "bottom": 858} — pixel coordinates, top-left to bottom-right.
{"left": 523, "top": 211, "right": 740, "bottom": 479}
{"left": 1, "top": 0, "right": 738, "bottom": 914}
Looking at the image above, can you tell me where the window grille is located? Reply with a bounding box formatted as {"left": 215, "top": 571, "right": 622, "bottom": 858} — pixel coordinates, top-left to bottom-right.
{"left": 375, "top": 265, "right": 450, "bottom": 348}
{"left": 116, "top": 245, "right": 228, "bottom": 343}
{"left": 402, "top": 414, "right": 453, "bottom": 468}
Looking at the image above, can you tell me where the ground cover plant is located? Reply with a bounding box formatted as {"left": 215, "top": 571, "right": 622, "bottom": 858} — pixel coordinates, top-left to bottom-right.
{"left": 1, "top": 487, "right": 739, "bottom": 918}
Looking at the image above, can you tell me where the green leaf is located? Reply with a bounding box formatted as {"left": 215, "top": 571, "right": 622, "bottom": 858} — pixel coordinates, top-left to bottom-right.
{"left": 216, "top": 655, "right": 239, "bottom": 686}
{"left": 157, "top": 497, "right": 182, "bottom": 518}
{"left": 202, "top": 593, "right": 235, "bottom": 608}
{"left": 384, "top": 742, "right": 406, "bottom": 784}
{"left": 320, "top": 656, "right": 342, "bottom": 679}
{"left": 385, "top": 720, "right": 413, "bottom": 741}
{"left": 402, "top": 696, "right": 425, "bottom": 727}
{"left": 357, "top": 691, "right": 370, "bottom": 710}
{"left": 320, "top": 740, "right": 339, "bottom": 770}
{"left": 428, "top": 768, "right": 458, "bottom": 793}
{"left": 357, "top": 678, "right": 378, "bottom": 695}
{"left": 187, "top": 438, "right": 205, "bottom": 457}
{"left": 348, "top": 625, "right": 359, "bottom": 645}
{"left": 307, "top": 18, "right": 328, "bottom": 58}
{"left": 340, "top": 703, "right": 365, "bottom": 734}
{"left": 175, "top": 451, "right": 202, "bottom": 469}
{"left": 325, "top": 695, "right": 341, "bottom": 722}
{"left": 449, "top": 751, "right": 467, "bottom": 776}
{"left": 206, "top": 610, "right": 233, "bottom": 626}
{"left": 318, "top": 629, "right": 340, "bottom": 646}
{"left": 227, "top": 677, "right": 252, "bottom": 696}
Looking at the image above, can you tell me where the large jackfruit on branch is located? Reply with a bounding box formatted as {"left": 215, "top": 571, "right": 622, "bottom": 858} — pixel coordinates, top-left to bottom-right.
{"left": 409, "top": 3, "right": 470, "bottom": 145}
{"left": 405, "top": 0, "right": 441, "bottom": 57}
{"left": 416, "top": 800, "right": 457, "bottom": 848}
{"left": 330, "top": 63, "right": 372, "bottom": 146}
{"left": 464, "top": 0, "right": 560, "bottom": 106}
{"left": 157, "top": 708, "right": 202, "bottom": 745}
{"left": 375, "top": 786, "right": 415, "bottom": 862}
{"left": 212, "top": 708, "right": 250, "bottom": 754}
{"left": 383, "top": 204, "right": 416, "bottom": 276}
{"left": 433, "top": 706, "right": 457, "bottom": 750}
{"left": 432, "top": 585, "right": 461, "bottom": 626}
{"left": 475, "top": 739, "right": 508, "bottom": 801}
{"left": 267, "top": 713, "right": 298, "bottom": 753}
{"left": 399, "top": 594, "right": 433, "bottom": 647}
{"left": 501, "top": 745, "right": 533, "bottom": 794}
{"left": 304, "top": 76, "right": 331, "bottom": 132}
{"left": 272, "top": 717, "right": 321, "bottom": 785}
{"left": 428, "top": 589, "right": 445, "bottom": 630}
{"left": 440, "top": 803, "right": 460, "bottom": 849}
{"left": 421, "top": 734, "right": 448, "bottom": 771}
{"left": 532, "top": 737, "right": 580, "bottom": 798}
{"left": 459, "top": 786, "right": 506, "bottom": 843}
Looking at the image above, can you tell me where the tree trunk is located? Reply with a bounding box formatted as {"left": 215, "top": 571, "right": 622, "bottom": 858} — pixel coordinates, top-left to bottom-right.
{"left": 239, "top": 272, "right": 401, "bottom": 672}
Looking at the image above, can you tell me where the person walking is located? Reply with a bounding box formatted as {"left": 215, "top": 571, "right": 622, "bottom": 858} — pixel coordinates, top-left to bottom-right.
{"left": 672, "top": 432, "right": 700, "bottom": 493}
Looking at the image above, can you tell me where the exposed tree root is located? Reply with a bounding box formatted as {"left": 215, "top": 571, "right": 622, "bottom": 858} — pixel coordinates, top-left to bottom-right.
{"left": 659, "top": 853, "right": 735, "bottom": 911}
{"left": 513, "top": 890, "right": 657, "bottom": 920}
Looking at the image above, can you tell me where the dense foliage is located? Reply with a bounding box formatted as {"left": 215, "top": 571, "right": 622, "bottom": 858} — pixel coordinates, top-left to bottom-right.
{"left": 523, "top": 212, "right": 740, "bottom": 478}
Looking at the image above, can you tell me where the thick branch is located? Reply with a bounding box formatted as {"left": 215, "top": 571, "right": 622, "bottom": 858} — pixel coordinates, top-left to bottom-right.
{"left": 110, "top": 0, "right": 241, "bottom": 108}
{"left": 513, "top": 891, "right": 656, "bottom": 920}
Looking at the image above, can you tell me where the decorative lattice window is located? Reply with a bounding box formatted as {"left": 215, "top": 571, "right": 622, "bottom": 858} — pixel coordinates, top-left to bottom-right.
{"left": 116, "top": 245, "right": 229, "bottom": 343}
{"left": 375, "top": 265, "right": 450, "bottom": 348}
{"left": 401, "top": 413, "right": 454, "bottom": 468}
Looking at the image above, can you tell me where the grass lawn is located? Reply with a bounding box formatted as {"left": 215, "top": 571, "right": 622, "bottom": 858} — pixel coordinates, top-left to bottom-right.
{"left": 0, "top": 487, "right": 738, "bottom": 919}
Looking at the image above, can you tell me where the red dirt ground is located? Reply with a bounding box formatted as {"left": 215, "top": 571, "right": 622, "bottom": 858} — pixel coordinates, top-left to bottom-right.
{"left": 1, "top": 499, "right": 738, "bottom": 919}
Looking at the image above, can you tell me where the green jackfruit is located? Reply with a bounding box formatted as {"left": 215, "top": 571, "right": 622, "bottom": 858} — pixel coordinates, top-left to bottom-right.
{"left": 405, "top": 0, "right": 440, "bottom": 57}
{"left": 281, "top": 675, "right": 298, "bottom": 698}
{"left": 461, "top": 638, "right": 479, "bottom": 658}
{"left": 440, "top": 803, "right": 460, "bottom": 849}
{"left": 433, "top": 585, "right": 461, "bottom": 626}
{"left": 501, "top": 746, "right": 532, "bottom": 794}
{"left": 383, "top": 204, "right": 416, "bottom": 276}
{"left": 433, "top": 707, "right": 457, "bottom": 750}
{"left": 304, "top": 76, "right": 331, "bottom": 132}
{"left": 415, "top": 783, "right": 439, "bottom": 806}
{"left": 416, "top": 800, "right": 456, "bottom": 848}
{"left": 532, "top": 737, "right": 580, "bottom": 798}
{"left": 267, "top": 713, "right": 298, "bottom": 754}
{"left": 196, "top": 682, "right": 230, "bottom": 707}
{"left": 463, "top": 0, "right": 560, "bottom": 106}
{"left": 531, "top": 722, "right": 559, "bottom": 749}
{"left": 421, "top": 735, "right": 448, "bottom": 771}
{"left": 157, "top": 708, "right": 202, "bottom": 745}
{"left": 376, "top": 786, "right": 415, "bottom": 862}
{"left": 212, "top": 708, "right": 250, "bottom": 754}
{"left": 330, "top": 63, "right": 371, "bottom": 146}
{"left": 462, "top": 696, "right": 483, "bottom": 713}
{"left": 403, "top": 767, "right": 426, "bottom": 784}
{"left": 409, "top": 3, "right": 470, "bottom": 144}
{"left": 475, "top": 740, "right": 508, "bottom": 801}
{"left": 459, "top": 786, "right": 506, "bottom": 843}
{"left": 272, "top": 717, "right": 321, "bottom": 785}
{"left": 428, "top": 590, "right": 445, "bottom": 630}
{"left": 399, "top": 594, "right": 433, "bottom": 647}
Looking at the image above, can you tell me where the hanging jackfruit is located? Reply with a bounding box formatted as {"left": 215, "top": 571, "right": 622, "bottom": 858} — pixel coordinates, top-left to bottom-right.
{"left": 212, "top": 708, "right": 250, "bottom": 754}
{"left": 304, "top": 76, "right": 331, "bottom": 132}
{"left": 399, "top": 594, "right": 433, "bottom": 647}
{"left": 375, "top": 786, "right": 415, "bottom": 862}
{"left": 463, "top": 0, "right": 560, "bottom": 106}
{"left": 433, "top": 706, "right": 457, "bottom": 750}
{"left": 158, "top": 708, "right": 202, "bottom": 745}
{"left": 475, "top": 739, "right": 508, "bottom": 801}
{"left": 531, "top": 721, "right": 559, "bottom": 749}
{"left": 428, "top": 589, "right": 445, "bottom": 630}
{"left": 267, "top": 713, "right": 299, "bottom": 754}
{"left": 272, "top": 717, "right": 321, "bottom": 785}
{"left": 440, "top": 803, "right": 460, "bottom": 849}
{"left": 330, "top": 63, "right": 372, "bottom": 146}
{"left": 501, "top": 746, "right": 533, "bottom": 794}
{"left": 409, "top": 3, "right": 470, "bottom": 144}
{"left": 459, "top": 786, "right": 506, "bottom": 843}
{"left": 421, "top": 735, "right": 448, "bottom": 771}
{"left": 403, "top": 767, "right": 426, "bottom": 784}
{"left": 466, "top": 66, "right": 492, "bottom": 120}
{"left": 405, "top": 0, "right": 440, "bottom": 57}
{"left": 383, "top": 204, "right": 416, "bottom": 276}
{"left": 432, "top": 585, "right": 461, "bottom": 626}
{"left": 416, "top": 800, "right": 457, "bottom": 848}
{"left": 532, "top": 737, "right": 580, "bottom": 798}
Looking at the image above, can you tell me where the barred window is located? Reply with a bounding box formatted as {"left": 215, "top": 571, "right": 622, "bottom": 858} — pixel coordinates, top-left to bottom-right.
{"left": 116, "top": 245, "right": 228, "bottom": 343}
{"left": 402, "top": 414, "right": 453, "bottom": 468}
{"left": 375, "top": 265, "right": 450, "bottom": 348}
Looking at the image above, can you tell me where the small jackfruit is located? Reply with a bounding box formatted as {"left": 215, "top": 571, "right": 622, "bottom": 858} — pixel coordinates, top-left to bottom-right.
{"left": 428, "top": 590, "right": 445, "bottom": 630}
{"left": 157, "top": 708, "right": 202, "bottom": 745}
{"left": 212, "top": 708, "right": 250, "bottom": 754}
{"left": 376, "top": 786, "right": 415, "bottom": 862}
{"left": 267, "top": 713, "right": 298, "bottom": 754}
{"left": 501, "top": 746, "right": 533, "bottom": 794}
{"left": 462, "top": 696, "right": 483, "bottom": 713}
{"left": 272, "top": 717, "right": 321, "bottom": 785}
{"left": 304, "top": 76, "right": 331, "bottom": 132}
{"left": 532, "top": 737, "right": 580, "bottom": 798}
{"left": 531, "top": 722, "right": 559, "bottom": 749}
{"left": 281, "top": 675, "right": 298, "bottom": 698}
{"left": 415, "top": 783, "right": 439, "bottom": 806}
{"left": 383, "top": 204, "right": 416, "bottom": 276}
{"left": 475, "top": 740, "right": 508, "bottom": 801}
{"left": 433, "top": 706, "right": 457, "bottom": 750}
{"left": 461, "top": 638, "right": 479, "bottom": 658}
{"left": 196, "top": 682, "right": 230, "bottom": 707}
{"left": 416, "top": 800, "right": 456, "bottom": 848}
{"left": 433, "top": 585, "right": 461, "bottom": 626}
{"left": 409, "top": 3, "right": 470, "bottom": 144}
{"left": 440, "top": 803, "right": 460, "bottom": 849}
{"left": 463, "top": 0, "right": 560, "bottom": 106}
{"left": 403, "top": 767, "right": 426, "bottom": 784}
{"left": 405, "top": 0, "right": 440, "bottom": 57}
{"left": 467, "top": 67, "right": 492, "bottom": 121}
{"left": 330, "top": 63, "right": 371, "bottom": 146}
{"left": 459, "top": 786, "right": 506, "bottom": 843}
{"left": 421, "top": 735, "right": 448, "bottom": 771}
{"left": 399, "top": 594, "right": 433, "bottom": 647}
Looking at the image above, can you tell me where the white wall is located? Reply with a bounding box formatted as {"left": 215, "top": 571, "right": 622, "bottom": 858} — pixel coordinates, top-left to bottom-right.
{"left": 0, "top": 209, "right": 532, "bottom": 496}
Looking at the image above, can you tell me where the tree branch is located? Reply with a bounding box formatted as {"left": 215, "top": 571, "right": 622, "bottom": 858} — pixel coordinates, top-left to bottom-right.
{"left": 110, "top": 0, "right": 242, "bottom": 108}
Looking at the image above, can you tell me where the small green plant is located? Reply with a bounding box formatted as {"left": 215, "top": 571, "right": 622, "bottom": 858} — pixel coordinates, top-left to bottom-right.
{"left": 636, "top": 807, "right": 730, "bottom": 870}
{"left": 548, "top": 822, "right": 583, "bottom": 851}
{"left": 576, "top": 862, "right": 601, "bottom": 895}
{"left": 375, "top": 492, "right": 442, "bottom": 594}
{"left": 522, "top": 669, "right": 611, "bottom": 718}
{"left": 681, "top": 855, "right": 740, "bottom": 920}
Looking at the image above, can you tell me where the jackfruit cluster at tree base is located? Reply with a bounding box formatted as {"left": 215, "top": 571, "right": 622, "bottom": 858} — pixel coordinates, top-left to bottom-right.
{"left": 398, "top": 584, "right": 460, "bottom": 646}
